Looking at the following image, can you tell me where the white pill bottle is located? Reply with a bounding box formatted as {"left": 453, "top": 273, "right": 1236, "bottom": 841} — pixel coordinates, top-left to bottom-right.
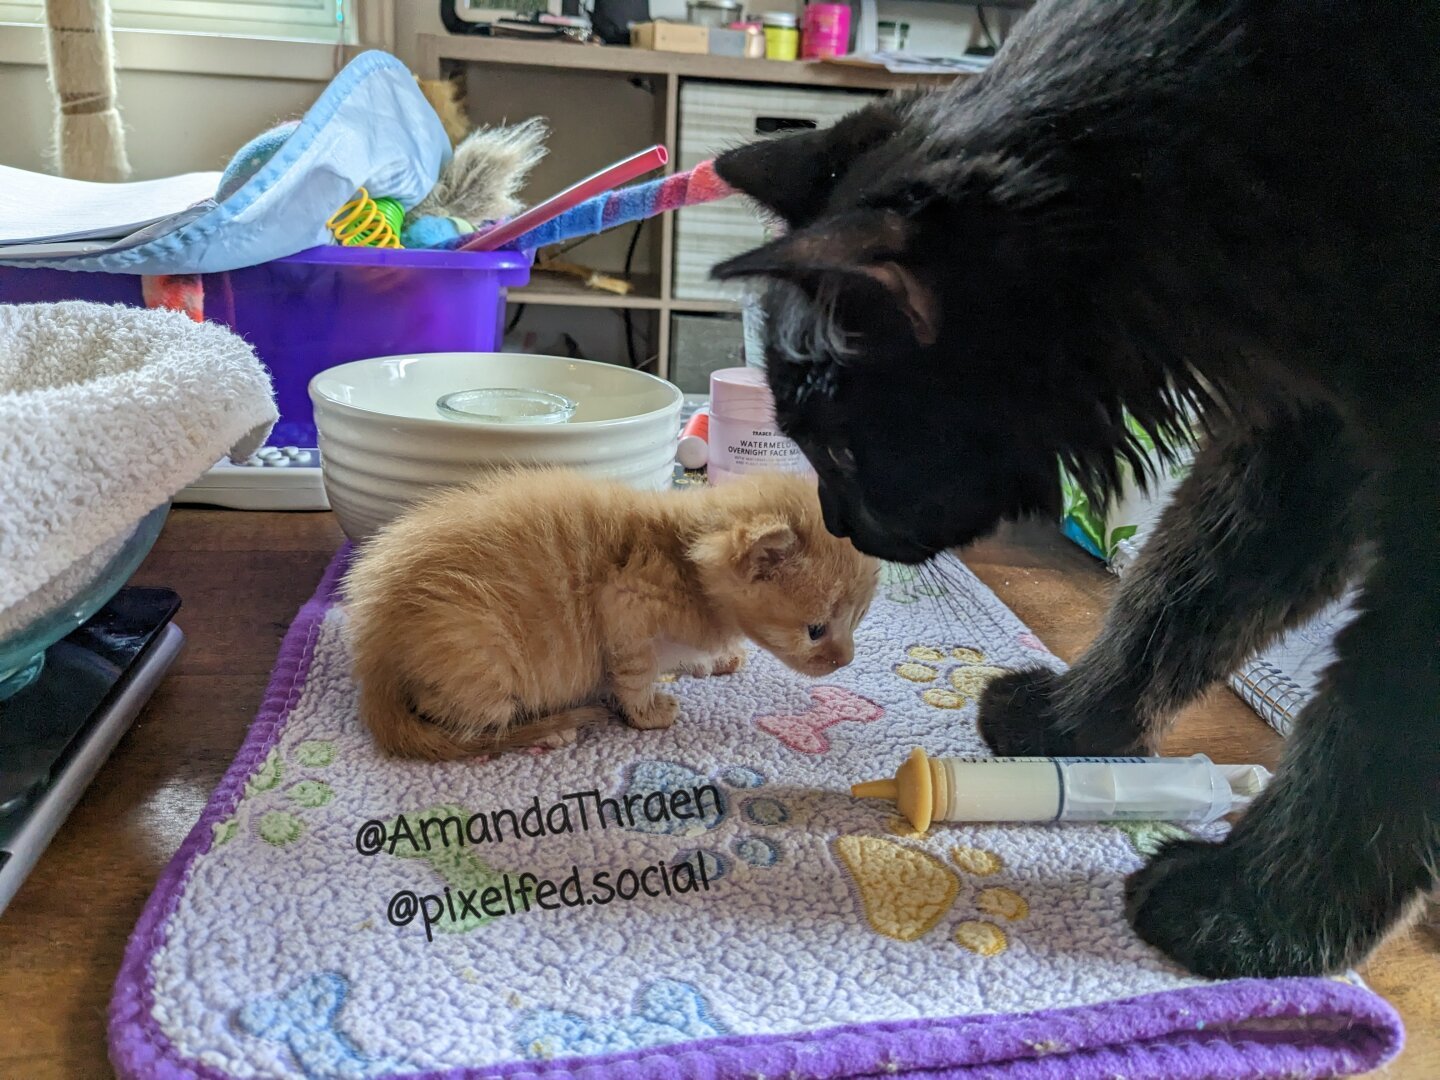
{"left": 706, "top": 366, "right": 814, "bottom": 486}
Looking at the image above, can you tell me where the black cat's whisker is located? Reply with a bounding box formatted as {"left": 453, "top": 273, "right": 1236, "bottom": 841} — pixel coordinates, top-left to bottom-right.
{"left": 918, "top": 559, "right": 946, "bottom": 604}
{"left": 921, "top": 559, "right": 965, "bottom": 636}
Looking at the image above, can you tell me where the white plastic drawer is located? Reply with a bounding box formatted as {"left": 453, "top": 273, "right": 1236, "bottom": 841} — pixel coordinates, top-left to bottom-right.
{"left": 674, "top": 81, "right": 880, "bottom": 301}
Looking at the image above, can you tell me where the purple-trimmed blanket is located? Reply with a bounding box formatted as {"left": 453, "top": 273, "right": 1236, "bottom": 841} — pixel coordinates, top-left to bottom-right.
{"left": 109, "top": 548, "right": 1402, "bottom": 1080}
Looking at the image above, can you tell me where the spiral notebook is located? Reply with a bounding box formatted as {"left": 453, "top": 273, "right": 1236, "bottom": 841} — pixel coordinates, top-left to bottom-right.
{"left": 1113, "top": 535, "right": 1357, "bottom": 738}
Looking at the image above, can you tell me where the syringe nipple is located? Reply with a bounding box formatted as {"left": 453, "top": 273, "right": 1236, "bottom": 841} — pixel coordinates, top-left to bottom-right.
{"left": 851, "top": 779, "right": 900, "bottom": 800}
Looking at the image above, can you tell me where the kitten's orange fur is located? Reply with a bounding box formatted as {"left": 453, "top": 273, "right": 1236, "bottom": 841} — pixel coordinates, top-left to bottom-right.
{"left": 342, "top": 469, "right": 879, "bottom": 760}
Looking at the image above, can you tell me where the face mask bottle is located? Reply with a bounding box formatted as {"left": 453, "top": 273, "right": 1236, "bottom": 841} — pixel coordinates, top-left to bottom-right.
{"left": 706, "top": 366, "right": 814, "bottom": 485}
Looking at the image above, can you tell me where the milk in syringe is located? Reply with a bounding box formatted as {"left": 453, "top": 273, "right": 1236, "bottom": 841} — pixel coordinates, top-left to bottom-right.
{"left": 851, "top": 748, "right": 1272, "bottom": 833}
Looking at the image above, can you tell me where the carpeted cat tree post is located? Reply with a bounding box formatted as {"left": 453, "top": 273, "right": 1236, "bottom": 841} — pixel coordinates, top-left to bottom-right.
{"left": 43, "top": 0, "right": 131, "bottom": 181}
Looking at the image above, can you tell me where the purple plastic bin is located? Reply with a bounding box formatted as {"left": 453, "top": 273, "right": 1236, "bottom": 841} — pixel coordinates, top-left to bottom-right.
{"left": 0, "top": 245, "right": 532, "bottom": 447}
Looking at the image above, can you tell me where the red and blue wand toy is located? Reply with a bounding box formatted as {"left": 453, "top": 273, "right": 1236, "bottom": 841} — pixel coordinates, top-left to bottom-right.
{"left": 439, "top": 147, "right": 736, "bottom": 254}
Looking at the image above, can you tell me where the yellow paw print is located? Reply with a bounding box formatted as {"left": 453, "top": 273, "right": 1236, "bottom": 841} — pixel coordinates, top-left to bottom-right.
{"left": 955, "top": 920, "right": 1009, "bottom": 957}
{"left": 975, "top": 886, "right": 1030, "bottom": 922}
{"left": 952, "top": 845, "right": 1004, "bottom": 877}
{"left": 952, "top": 849, "right": 1027, "bottom": 956}
{"left": 893, "top": 645, "right": 1008, "bottom": 710}
{"left": 832, "top": 837, "right": 1029, "bottom": 956}
{"left": 833, "top": 837, "right": 959, "bottom": 943}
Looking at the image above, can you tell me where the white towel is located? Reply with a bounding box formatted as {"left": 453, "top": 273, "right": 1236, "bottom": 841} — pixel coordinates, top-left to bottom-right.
{"left": 0, "top": 301, "right": 277, "bottom": 637}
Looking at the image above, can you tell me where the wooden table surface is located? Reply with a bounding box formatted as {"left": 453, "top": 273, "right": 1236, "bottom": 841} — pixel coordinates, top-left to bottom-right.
{"left": 1, "top": 508, "right": 1434, "bottom": 1078}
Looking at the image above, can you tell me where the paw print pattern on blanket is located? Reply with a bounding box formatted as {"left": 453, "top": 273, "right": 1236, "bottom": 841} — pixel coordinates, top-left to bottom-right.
{"left": 236, "top": 971, "right": 402, "bottom": 1079}
{"left": 385, "top": 804, "right": 515, "bottom": 935}
{"left": 514, "top": 978, "right": 726, "bottom": 1061}
{"left": 893, "top": 645, "right": 1008, "bottom": 710}
{"left": 622, "top": 762, "right": 787, "bottom": 880}
{"left": 212, "top": 738, "right": 340, "bottom": 848}
{"left": 753, "top": 685, "right": 885, "bottom": 754}
{"left": 831, "top": 837, "right": 1030, "bottom": 955}
{"left": 620, "top": 760, "right": 732, "bottom": 837}
{"left": 621, "top": 761, "right": 778, "bottom": 837}
{"left": 674, "top": 829, "right": 783, "bottom": 884}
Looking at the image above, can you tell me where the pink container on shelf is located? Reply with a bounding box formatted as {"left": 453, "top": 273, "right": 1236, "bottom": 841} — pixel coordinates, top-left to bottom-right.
{"left": 801, "top": 3, "right": 851, "bottom": 60}
{"left": 707, "top": 367, "right": 814, "bottom": 485}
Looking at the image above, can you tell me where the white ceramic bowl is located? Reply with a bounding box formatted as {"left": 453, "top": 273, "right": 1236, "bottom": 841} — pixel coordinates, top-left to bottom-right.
{"left": 310, "top": 352, "right": 684, "bottom": 541}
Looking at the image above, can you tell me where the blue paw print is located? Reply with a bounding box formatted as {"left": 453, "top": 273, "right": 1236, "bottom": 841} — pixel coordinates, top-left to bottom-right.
{"left": 717, "top": 766, "right": 765, "bottom": 789}
{"left": 236, "top": 972, "right": 402, "bottom": 1079}
{"left": 732, "top": 836, "right": 780, "bottom": 867}
{"left": 741, "top": 796, "right": 788, "bottom": 826}
{"left": 515, "top": 978, "right": 726, "bottom": 1060}
{"left": 618, "top": 761, "right": 787, "bottom": 878}
{"left": 619, "top": 760, "right": 731, "bottom": 836}
{"left": 619, "top": 760, "right": 777, "bottom": 835}
{"left": 672, "top": 832, "right": 782, "bottom": 884}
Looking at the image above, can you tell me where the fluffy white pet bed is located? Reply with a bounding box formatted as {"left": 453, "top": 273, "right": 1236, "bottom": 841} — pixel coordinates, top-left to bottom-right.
{"left": 0, "top": 301, "right": 277, "bottom": 637}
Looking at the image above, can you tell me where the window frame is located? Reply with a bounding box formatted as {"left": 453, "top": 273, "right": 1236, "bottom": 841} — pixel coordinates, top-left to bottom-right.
{"left": 0, "top": 0, "right": 355, "bottom": 44}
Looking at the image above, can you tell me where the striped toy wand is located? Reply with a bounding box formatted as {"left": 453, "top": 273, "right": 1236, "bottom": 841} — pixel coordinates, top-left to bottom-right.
{"left": 441, "top": 158, "right": 737, "bottom": 255}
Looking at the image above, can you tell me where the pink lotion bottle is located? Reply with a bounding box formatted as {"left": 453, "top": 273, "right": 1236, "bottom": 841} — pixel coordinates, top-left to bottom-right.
{"left": 706, "top": 367, "right": 814, "bottom": 486}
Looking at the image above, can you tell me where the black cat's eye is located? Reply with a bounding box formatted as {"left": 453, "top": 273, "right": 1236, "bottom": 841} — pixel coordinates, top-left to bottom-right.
{"left": 808, "top": 623, "right": 828, "bottom": 641}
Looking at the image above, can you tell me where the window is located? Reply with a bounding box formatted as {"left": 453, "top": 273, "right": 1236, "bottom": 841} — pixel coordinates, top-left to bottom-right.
{"left": 0, "top": 0, "right": 355, "bottom": 43}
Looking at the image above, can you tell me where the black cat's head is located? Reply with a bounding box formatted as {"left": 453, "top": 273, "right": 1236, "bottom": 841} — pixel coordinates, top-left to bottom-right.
{"left": 712, "top": 92, "right": 1181, "bottom": 564}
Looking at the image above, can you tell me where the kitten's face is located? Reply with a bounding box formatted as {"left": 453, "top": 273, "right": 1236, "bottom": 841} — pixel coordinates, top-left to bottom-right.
{"left": 694, "top": 502, "right": 879, "bottom": 677}
{"left": 736, "top": 543, "right": 879, "bottom": 678}
{"left": 711, "top": 95, "right": 1125, "bottom": 564}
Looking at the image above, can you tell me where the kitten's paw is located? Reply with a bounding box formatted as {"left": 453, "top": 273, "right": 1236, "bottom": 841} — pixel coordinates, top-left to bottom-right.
{"left": 624, "top": 693, "right": 680, "bottom": 731}
{"left": 708, "top": 652, "right": 746, "bottom": 677}
{"left": 977, "top": 669, "right": 1142, "bottom": 756}
{"left": 1125, "top": 839, "right": 1346, "bottom": 978}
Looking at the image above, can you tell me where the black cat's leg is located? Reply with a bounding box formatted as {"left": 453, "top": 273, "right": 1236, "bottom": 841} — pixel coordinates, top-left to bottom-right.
{"left": 979, "top": 409, "right": 1364, "bottom": 756}
{"left": 1125, "top": 495, "right": 1439, "bottom": 977}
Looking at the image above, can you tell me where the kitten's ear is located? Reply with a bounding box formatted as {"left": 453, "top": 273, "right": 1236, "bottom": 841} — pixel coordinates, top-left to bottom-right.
{"left": 714, "top": 102, "right": 906, "bottom": 227}
{"left": 712, "top": 212, "right": 939, "bottom": 347}
{"left": 736, "top": 521, "right": 798, "bottom": 581}
{"left": 690, "top": 520, "right": 796, "bottom": 581}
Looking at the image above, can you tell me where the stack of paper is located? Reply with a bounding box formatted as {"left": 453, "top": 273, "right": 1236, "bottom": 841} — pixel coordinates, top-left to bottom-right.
{"left": 0, "top": 165, "right": 221, "bottom": 260}
{"left": 825, "top": 51, "right": 995, "bottom": 76}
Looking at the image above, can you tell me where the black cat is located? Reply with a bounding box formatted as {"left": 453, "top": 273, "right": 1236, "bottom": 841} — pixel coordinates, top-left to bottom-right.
{"left": 711, "top": 0, "right": 1437, "bottom": 979}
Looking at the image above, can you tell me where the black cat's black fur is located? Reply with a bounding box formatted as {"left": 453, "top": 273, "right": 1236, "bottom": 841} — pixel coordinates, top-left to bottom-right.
{"left": 711, "top": 0, "right": 1437, "bottom": 979}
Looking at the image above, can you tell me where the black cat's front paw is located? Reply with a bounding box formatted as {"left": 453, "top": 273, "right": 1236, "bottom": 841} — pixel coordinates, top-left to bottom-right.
{"left": 1125, "top": 838, "right": 1347, "bottom": 978}
{"left": 977, "top": 669, "right": 1141, "bottom": 756}
{"left": 976, "top": 669, "right": 1067, "bottom": 754}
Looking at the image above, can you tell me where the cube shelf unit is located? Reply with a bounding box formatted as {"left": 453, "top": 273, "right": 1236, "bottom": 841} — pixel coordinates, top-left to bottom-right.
{"left": 419, "top": 34, "right": 965, "bottom": 382}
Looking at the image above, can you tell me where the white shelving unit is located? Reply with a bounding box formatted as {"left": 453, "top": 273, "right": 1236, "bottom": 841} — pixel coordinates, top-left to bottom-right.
{"left": 418, "top": 34, "right": 966, "bottom": 380}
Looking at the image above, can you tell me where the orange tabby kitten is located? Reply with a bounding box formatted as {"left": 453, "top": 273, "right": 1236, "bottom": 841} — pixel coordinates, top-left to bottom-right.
{"left": 342, "top": 468, "right": 879, "bottom": 760}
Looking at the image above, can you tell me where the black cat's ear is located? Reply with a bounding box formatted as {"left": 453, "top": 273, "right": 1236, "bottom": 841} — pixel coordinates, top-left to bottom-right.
{"left": 714, "top": 102, "right": 906, "bottom": 227}
{"left": 712, "top": 211, "right": 939, "bottom": 347}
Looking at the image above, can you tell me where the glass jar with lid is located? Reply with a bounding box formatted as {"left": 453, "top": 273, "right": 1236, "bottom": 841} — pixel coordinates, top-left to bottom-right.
{"left": 687, "top": 0, "right": 744, "bottom": 30}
